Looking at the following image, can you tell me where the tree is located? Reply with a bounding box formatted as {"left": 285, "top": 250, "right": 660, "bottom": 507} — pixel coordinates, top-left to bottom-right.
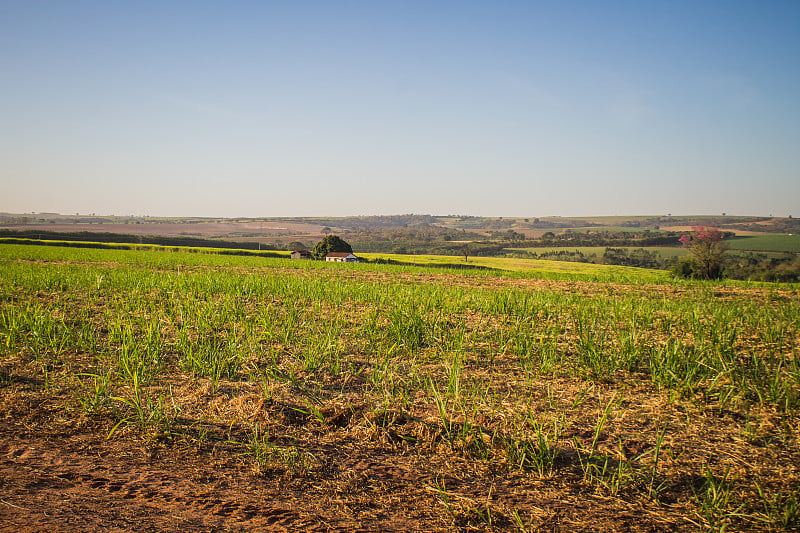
{"left": 678, "top": 226, "right": 728, "bottom": 279}
{"left": 311, "top": 235, "right": 352, "bottom": 260}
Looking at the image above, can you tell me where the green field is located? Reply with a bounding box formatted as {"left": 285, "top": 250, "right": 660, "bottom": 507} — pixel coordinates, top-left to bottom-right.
{"left": 1, "top": 243, "right": 799, "bottom": 530}
{"left": 728, "top": 234, "right": 800, "bottom": 253}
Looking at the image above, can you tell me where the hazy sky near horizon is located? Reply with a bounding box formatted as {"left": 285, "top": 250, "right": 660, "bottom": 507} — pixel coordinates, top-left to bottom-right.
{"left": 1, "top": 1, "right": 799, "bottom": 218}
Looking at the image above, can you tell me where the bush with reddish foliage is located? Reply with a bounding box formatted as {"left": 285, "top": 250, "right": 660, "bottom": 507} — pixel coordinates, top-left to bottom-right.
{"left": 675, "top": 226, "right": 729, "bottom": 279}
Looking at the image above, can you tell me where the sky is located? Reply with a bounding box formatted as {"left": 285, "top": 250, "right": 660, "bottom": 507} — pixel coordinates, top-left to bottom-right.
{"left": 1, "top": 1, "right": 799, "bottom": 218}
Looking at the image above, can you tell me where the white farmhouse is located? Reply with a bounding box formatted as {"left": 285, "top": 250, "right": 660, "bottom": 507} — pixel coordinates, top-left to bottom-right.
{"left": 325, "top": 252, "right": 359, "bottom": 262}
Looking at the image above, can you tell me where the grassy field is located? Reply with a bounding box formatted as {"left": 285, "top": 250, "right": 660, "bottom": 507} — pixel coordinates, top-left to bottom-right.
{"left": 1, "top": 243, "right": 799, "bottom": 531}
{"left": 728, "top": 235, "right": 800, "bottom": 253}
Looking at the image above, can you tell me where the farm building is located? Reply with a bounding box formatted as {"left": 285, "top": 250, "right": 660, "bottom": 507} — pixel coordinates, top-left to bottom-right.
{"left": 325, "top": 252, "right": 359, "bottom": 262}
{"left": 291, "top": 250, "right": 313, "bottom": 259}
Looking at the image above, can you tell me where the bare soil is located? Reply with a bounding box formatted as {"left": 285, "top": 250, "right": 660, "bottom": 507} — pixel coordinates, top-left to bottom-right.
{"left": 1, "top": 382, "right": 704, "bottom": 532}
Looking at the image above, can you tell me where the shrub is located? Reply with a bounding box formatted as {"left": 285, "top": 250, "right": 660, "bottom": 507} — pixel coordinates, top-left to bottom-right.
{"left": 670, "top": 257, "right": 697, "bottom": 279}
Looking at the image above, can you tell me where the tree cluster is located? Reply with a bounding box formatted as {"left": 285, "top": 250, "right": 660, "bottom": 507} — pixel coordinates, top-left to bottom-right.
{"left": 311, "top": 235, "right": 353, "bottom": 260}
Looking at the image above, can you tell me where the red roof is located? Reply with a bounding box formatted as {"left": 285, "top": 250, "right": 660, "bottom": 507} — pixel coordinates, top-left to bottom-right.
{"left": 326, "top": 252, "right": 355, "bottom": 257}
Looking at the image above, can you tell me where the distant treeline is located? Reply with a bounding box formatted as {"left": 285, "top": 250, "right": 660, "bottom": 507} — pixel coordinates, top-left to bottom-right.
{"left": 723, "top": 252, "right": 800, "bottom": 283}
{"left": 347, "top": 230, "right": 685, "bottom": 257}
{"left": 512, "top": 246, "right": 800, "bottom": 282}
{"left": 369, "top": 257, "right": 499, "bottom": 272}
{"left": 0, "top": 236, "right": 287, "bottom": 259}
{"left": 509, "top": 247, "right": 675, "bottom": 270}
{"left": 0, "top": 229, "right": 281, "bottom": 251}
{"left": 351, "top": 239, "right": 507, "bottom": 257}
{"left": 508, "top": 230, "right": 685, "bottom": 247}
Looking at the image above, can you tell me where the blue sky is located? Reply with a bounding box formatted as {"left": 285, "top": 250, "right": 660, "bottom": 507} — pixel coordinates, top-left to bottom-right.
{"left": 1, "top": 1, "right": 798, "bottom": 217}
